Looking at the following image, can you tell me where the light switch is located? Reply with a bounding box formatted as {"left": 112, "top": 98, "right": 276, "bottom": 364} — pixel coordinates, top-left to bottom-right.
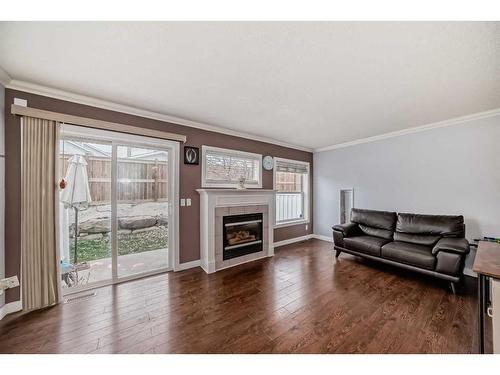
{"left": 186, "top": 198, "right": 192, "bottom": 206}
{"left": 180, "top": 198, "right": 186, "bottom": 206}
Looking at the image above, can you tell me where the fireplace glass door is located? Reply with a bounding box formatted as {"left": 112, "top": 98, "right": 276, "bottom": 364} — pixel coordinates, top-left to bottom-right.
{"left": 223, "top": 213, "right": 263, "bottom": 260}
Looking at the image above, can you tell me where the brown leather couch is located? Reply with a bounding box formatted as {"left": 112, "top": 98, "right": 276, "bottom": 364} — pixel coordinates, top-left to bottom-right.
{"left": 332, "top": 208, "right": 470, "bottom": 293}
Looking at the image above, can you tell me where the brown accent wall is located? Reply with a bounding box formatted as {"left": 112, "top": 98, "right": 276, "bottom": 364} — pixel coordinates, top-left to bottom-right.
{"left": 4, "top": 89, "right": 313, "bottom": 303}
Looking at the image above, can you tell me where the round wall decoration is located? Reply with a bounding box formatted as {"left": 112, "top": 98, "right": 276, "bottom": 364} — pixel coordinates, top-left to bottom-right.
{"left": 263, "top": 155, "right": 274, "bottom": 171}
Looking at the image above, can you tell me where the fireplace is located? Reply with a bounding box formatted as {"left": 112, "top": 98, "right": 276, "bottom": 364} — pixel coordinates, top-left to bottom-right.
{"left": 223, "top": 213, "right": 263, "bottom": 260}
{"left": 197, "top": 189, "right": 275, "bottom": 273}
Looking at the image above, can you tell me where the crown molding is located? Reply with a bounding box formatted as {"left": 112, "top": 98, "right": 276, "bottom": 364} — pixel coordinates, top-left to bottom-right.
{"left": 6, "top": 77, "right": 498, "bottom": 154}
{"left": 5, "top": 79, "right": 313, "bottom": 153}
{"left": 0, "top": 66, "right": 12, "bottom": 87}
{"left": 314, "top": 107, "right": 500, "bottom": 153}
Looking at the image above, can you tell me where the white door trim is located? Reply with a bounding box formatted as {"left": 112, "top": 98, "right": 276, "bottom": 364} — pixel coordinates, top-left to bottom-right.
{"left": 59, "top": 125, "right": 180, "bottom": 295}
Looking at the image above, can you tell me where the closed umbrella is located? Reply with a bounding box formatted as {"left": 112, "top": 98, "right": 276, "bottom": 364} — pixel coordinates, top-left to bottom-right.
{"left": 60, "top": 155, "right": 92, "bottom": 264}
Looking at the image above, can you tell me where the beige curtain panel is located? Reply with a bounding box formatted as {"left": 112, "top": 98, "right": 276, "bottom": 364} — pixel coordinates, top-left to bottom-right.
{"left": 21, "top": 116, "right": 60, "bottom": 311}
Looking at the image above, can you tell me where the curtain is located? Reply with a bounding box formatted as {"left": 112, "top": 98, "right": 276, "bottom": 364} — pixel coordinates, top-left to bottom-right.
{"left": 275, "top": 159, "right": 308, "bottom": 174}
{"left": 21, "top": 116, "right": 60, "bottom": 311}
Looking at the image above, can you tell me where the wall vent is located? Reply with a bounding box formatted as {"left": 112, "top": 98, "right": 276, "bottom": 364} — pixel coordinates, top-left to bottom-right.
{"left": 64, "top": 292, "right": 97, "bottom": 304}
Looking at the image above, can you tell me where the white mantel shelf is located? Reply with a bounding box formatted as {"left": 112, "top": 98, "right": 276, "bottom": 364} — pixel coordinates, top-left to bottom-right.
{"left": 196, "top": 188, "right": 276, "bottom": 273}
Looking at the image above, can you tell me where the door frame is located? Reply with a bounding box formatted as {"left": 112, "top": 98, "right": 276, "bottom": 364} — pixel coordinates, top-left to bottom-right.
{"left": 59, "top": 124, "right": 180, "bottom": 296}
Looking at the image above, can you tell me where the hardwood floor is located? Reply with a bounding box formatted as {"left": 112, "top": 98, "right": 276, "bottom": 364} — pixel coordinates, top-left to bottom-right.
{"left": 0, "top": 239, "right": 478, "bottom": 354}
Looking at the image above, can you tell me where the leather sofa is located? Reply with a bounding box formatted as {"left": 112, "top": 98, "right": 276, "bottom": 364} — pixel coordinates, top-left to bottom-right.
{"left": 332, "top": 208, "right": 470, "bottom": 293}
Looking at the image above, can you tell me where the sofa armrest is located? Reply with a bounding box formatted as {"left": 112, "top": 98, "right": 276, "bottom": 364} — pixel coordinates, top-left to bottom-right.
{"left": 332, "top": 223, "right": 359, "bottom": 238}
{"left": 432, "top": 237, "right": 470, "bottom": 256}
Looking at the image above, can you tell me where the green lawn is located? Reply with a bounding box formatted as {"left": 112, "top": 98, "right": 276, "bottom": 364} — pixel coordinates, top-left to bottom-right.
{"left": 70, "top": 226, "right": 168, "bottom": 262}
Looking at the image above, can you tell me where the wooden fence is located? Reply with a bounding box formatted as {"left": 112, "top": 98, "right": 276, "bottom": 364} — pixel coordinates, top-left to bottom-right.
{"left": 275, "top": 171, "right": 303, "bottom": 192}
{"left": 60, "top": 155, "right": 168, "bottom": 203}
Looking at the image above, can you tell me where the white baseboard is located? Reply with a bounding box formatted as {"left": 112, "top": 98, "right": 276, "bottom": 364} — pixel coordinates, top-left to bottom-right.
{"left": 182, "top": 235, "right": 316, "bottom": 272}
{"left": 0, "top": 300, "right": 22, "bottom": 320}
{"left": 273, "top": 234, "right": 313, "bottom": 248}
{"left": 310, "top": 234, "right": 333, "bottom": 242}
{"left": 174, "top": 259, "right": 201, "bottom": 271}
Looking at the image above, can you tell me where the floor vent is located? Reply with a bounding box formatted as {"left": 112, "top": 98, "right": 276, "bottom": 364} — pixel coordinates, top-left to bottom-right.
{"left": 64, "top": 292, "right": 97, "bottom": 304}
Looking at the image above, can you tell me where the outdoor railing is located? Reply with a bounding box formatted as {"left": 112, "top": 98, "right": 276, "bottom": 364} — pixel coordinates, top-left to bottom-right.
{"left": 276, "top": 192, "right": 303, "bottom": 223}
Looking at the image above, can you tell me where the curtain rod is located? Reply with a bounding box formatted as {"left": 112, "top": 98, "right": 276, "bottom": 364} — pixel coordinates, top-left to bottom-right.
{"left": 11, "top": 104, "right": 187, "bottom": 143}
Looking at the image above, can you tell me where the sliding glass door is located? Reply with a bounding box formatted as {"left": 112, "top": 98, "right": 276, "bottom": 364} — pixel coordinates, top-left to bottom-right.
{"left": 116, "top": 145, "right": 169, "bottom": 277}
{"left": 59, "top": 125, "right": 178, "bottom": 294}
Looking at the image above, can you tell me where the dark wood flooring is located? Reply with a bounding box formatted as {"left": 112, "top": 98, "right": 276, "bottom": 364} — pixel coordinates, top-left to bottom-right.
{"left": 0, "top": 239, "right": 479, "bottom": 354}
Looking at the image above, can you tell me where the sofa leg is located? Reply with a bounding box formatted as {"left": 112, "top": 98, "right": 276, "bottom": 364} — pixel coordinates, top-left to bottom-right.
{"left": 335, "top": 250, "right": 342, "bottom": 258}
{"left": 450, "top": 282, "right": 457, "bottom": 295}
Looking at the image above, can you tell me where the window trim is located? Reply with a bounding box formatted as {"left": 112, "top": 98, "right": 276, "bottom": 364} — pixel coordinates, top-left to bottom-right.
{"left": 201, "top": 145, "right": 263, "bottom": 189}
{"left": 273, "top": 157, "right": 310, "bottom": 228}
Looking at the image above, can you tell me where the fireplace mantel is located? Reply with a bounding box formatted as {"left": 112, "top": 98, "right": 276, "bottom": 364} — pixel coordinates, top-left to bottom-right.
{"left": 196, "top": 189, "right": 276, "bottom": 273}
{"left": 196, "top": 188, "right": 276, "bottom": 194}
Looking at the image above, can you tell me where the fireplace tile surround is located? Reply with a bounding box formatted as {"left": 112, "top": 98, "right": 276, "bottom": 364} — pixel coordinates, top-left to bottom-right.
{"left": 197, "top": 189, "right": 275, "bottom": 273}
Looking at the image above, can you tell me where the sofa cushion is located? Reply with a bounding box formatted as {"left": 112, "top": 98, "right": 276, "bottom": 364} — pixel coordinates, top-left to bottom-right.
{"left": 393, "top": 232, "right": 441, "bottom": 247}
{"left": 351, "top": 208, "right": 397, "bottom": 240}
{"left": 359, "top": 224, "right": 393, "bottom": 240}
{"left": 396, "top": 213, "right": 465, "bottom": 237}
{"left": 351, "top": 208, "right": 397, "bottom": 231}
{"left": 381, "top": 241, "right": 436, "bottom": 270}
{"left": 344, "top": 235, "right": 391, "bottom": 257}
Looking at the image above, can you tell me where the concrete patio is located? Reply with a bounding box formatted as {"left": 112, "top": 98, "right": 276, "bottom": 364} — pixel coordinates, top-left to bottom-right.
{"left": 61, "top": 248, "right": 169, "bottom": 289}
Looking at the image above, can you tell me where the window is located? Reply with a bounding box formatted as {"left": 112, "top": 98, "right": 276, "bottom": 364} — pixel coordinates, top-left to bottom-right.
{"left": 274, "top": 158, "right": 310, "bottom": 226}
{"left": 202, "top": 145, "right": 262, "bottom": 188}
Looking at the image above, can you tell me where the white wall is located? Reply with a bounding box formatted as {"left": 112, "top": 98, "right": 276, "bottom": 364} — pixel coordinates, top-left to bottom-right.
{"left": 314, "top": 115, "right": 500, "bottom": 242}
{"left": 0, "top": 83, "right": 5, "bottom": 308}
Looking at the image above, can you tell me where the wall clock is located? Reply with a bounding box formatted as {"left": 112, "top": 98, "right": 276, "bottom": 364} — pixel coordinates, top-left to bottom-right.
{"left": 263, "top": 156, "right": 274, "bottom": 171}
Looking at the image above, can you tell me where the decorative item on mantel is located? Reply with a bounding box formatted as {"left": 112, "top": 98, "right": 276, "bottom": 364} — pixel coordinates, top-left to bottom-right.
{"left": 237, "top": 176, "right": 247, "bottom": 190}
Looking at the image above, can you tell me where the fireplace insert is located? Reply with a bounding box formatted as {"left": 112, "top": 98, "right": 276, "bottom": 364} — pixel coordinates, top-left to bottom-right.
{"left": 223, "top": 213, "right": 263, "bottom": 260}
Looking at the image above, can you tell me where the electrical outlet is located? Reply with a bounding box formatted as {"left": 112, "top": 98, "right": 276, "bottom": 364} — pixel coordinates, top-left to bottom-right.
{"left": 0, "top": 275, "right": 20, "bottom": 290}
{"left": 180, "top": 198, "right": 186, "bottom": 206}
{"left": 186, "top": 198, "right": 191, "bottom": 206}
{"left": 305, "top": 224, "right": 308, "bottom": 231}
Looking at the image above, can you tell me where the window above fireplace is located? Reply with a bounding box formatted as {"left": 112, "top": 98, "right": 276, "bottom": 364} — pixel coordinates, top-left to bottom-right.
{"left": 201, "top": 145, "right": 262, "bottom": 188}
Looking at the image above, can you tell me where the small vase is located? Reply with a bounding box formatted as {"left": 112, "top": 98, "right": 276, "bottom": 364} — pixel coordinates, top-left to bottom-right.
{"left": 237, "top": 178, "right": 246, "bottom": 190}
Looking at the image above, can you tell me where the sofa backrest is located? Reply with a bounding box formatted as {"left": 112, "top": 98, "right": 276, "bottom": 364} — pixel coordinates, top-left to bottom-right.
{"left": 394, "top": 213, "right": 465, "bottom": 246}
{"left": 350, "top": 208, "right": 397, "bottom": 240}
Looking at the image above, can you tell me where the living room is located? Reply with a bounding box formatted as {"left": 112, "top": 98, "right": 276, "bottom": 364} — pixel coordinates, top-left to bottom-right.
{"left": 1, "top": 1, "right": 500, "bottom": 373}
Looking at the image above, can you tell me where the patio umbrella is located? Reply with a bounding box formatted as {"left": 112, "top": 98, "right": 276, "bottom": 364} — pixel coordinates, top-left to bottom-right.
{"left": 60, "top": 155, "right": 92, "bottom": 264}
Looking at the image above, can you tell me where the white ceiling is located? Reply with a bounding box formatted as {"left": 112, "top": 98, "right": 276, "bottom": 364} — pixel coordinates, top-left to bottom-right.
{"left": 1, "top": 22, "right": 499, "bottom": 151}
